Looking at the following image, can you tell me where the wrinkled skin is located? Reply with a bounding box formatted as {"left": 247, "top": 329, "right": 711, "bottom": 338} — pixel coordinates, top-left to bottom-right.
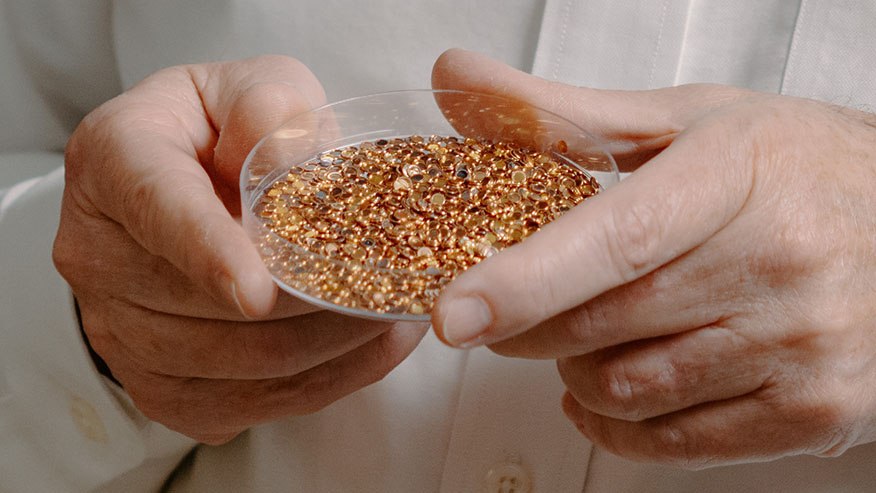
{"left": 431, "top": 49, "right": 876, "bottom": 468}
{"left": 54, "top": 56, "right": 427, "bottom": 445}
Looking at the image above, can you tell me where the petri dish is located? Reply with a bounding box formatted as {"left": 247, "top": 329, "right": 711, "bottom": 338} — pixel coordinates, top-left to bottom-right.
{"left": 241, "top": 89, "right": 618, "bottom": 321}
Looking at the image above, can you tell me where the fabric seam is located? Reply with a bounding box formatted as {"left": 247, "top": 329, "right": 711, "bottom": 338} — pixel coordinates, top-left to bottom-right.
{"left": 647, "top": 0, "right": 671, "bottom": 89}
{"left": 778, "top": 0, "right": 807, "bottom": 95}
{"left": 552, "top": 0, "right": 574, "bottom": 81}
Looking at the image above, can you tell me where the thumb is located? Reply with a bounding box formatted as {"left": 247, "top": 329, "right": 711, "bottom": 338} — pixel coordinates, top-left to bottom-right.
{"left": 431, "top": 115, "right": 756, "bottom": 347}
{"left": 429, "top": 50, "right": 759, "bottom": 348}
{"left": 431, "top": 48, "right": 745, "bottom": 171}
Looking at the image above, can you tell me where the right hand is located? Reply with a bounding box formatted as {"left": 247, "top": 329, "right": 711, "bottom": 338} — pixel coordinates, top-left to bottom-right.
{"left": 53, "top": 56, "right": 427, "bottom": 445}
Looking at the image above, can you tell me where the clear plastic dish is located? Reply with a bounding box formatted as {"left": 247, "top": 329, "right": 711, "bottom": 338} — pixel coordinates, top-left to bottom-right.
{"left": 241, "top": 89, "right": 619, "bottom": 321}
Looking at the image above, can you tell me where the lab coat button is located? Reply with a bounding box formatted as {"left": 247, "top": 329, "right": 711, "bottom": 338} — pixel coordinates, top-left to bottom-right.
{"left": 483, "top": 457, "right": 532, "bottom": 493}
{"left": 70, "top": 396, "right": 108, "bottom": 443}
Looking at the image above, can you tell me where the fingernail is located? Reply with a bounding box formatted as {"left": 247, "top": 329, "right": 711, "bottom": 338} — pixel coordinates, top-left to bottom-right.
{"left": 441, "top": 296, "right": 492, "bottom": 347}
{"left": 230, "top": 280, "right": 253, "bottom": 320}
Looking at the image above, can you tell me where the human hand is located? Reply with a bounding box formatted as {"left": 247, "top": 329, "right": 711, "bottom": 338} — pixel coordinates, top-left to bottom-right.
{"left": 53, "top": 56, "right": 427, "bottom": 444}
{"left": 431, "top": 49, "right": 876, "bottom": 467}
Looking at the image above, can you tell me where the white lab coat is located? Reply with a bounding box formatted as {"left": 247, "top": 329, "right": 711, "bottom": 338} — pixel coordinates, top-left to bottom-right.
{"left": 2, "top": 1, "right": 875, "bottom": 491}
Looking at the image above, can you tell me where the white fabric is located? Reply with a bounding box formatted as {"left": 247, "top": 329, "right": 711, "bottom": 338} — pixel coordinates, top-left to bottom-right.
{"left": 780, "top": 0, "right": 876, "bottom": 106}
{"left": 2, "top": 1, "right": 876, "bottom": 491}
{"left": 533, "top": 0, "right": 695, "bottom": 89}
{"left": 110, "top": 0, "right": 547, "bottom": 100}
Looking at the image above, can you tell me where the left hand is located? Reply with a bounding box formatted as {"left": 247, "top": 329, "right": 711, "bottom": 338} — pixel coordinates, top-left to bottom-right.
{"left": 430, "top": 49, "right": 876, "bottom": 468}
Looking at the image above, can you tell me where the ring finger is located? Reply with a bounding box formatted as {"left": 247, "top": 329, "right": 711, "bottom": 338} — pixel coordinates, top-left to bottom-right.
{"left": 557, "top": 319, "right": 772, "bottom": 422}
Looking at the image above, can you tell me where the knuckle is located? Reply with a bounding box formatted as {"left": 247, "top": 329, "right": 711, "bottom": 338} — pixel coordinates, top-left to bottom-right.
{"left": 517, "top": 252, "right": 566, "bottom": 321}
{"left": 814, "top": 422, "right": 857, "bottom": 458}
{"left": 762, "top": 375, "right": 860, "bottom": 458}
{"left": 650, "top": 419, "right": 710, "bottom": 469}
{"left": 51, "top": 230, "right": 82, "bottom": 285}
{"left": 650, "top": 358, "right": 687, "bottom": 398}
{"left": 590, "top": 351, "right": 690, "bottom": 421}
{"left": 759, "top": 220, "right": 831, "bottom": 283}
{"left": 120, "top": 168, "right": 212, "bottom": 262}
{"left": 808, "top": 410, "right": 856, "bottom": 458}
{"left": 593, "top": 357, "right": 641, "bottom": 418}
{"left": 565, "top": 302, "right": 607, "bottom": 347}
{"left": 119, "top": 173, "right": 163, "bottom": 252}
{"left": 773, "top": 294, "right": 854, "bottom": 361}
{"left": 176, "top": 210, "right": 217, "bottom": 276}
{"left": 603, "top": 201, "right": 665, "bottom": 283}
{"left": 801, "top": 386, "right": 859, "bottom": 453}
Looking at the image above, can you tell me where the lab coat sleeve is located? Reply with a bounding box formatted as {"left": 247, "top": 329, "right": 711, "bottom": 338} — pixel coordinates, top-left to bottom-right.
{"left": 0, "top": 159, "right": 197, "bottom": 493}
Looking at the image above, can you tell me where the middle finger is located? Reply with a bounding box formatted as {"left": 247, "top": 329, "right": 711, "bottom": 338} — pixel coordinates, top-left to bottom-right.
{"left": 90, "top": 304, "right": 403, "bottom": 380}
